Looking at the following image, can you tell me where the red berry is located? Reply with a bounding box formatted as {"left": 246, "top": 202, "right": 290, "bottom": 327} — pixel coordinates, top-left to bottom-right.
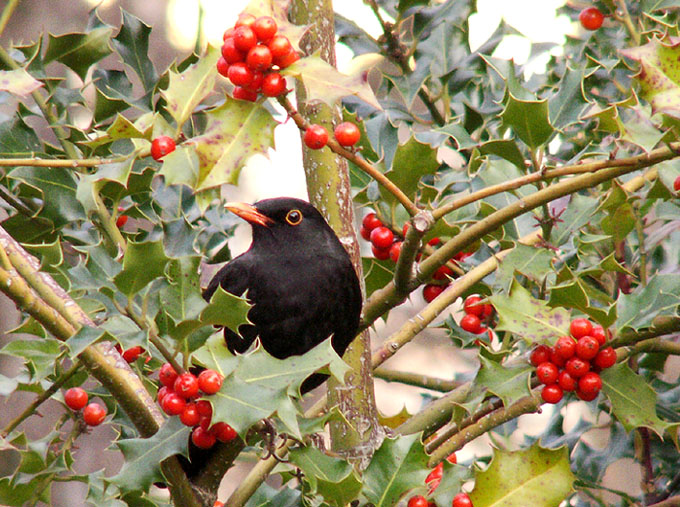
{"left": 530, "top": 345, "right": 551, "bottom": 367}
{"left": 261, "top": 73, "right": 286, "bottom": 97}
{"left": 268, "top": 35, "right": 293, "bottom": 59}
{"left": 64, "top": 387, "right": 88, "bottom": 411}
{"left": 161, "top": 393, "right": 186, "bottom": 416}
{"left": 174, "top": 373, "right": 200, "bottom": 399}
{"left": 222, "top": 28, "right": 234, "bottom": 41}
{"left": 216, "top": 56, "right": 230, "bottom": 77}
{"left": 554, "top": 335, "right": 576, "bottom": 360}
{"left": 150, "top": 136, "right": 176, "bottom": 161}
{"left": 251, "top": 16, "right": 278, "bottom": 42}
{"left": 227, "top": 62, "right": 254, "bottom": 88}
{"left": 558, "top": 370, "right": 577, "bottom": 391}
{"left": 446, "top": 452, "right": 457, "bottom": 464}
{"left": 428, "top": 237, "right": 441, "bottom": 246}
{"left": 246, "top": 45, "right": 273, "bottom": 72}
{"left": 196, "top": 399, "right": 213, "bottom": 417}
{"left": 464, "top": 295, "right": 483, "bottom": 317}
{"left": 452, "top": 492, "right": 473, "bottom": 507}
{"left": 334, "top": 122, "right": 361, "bottom": 147}
{"left": 274, "top": 48, "right": 299, "bottom": 68}
{"left": 180, "top": 403, "right": 201, "bottom": 427}
{"left": 549, "top": 346, "right": 567, "bottom": 368}
{"left": 245, "top": 71, "right": 264, "bottom": 92}
{"left": 401, "top": 222, "right": 411, "bottom": 237}
{"left": 235, "top": 13, "right": 256, "bottom": 27}
{"left": 674, "top": 175, "right": 680, "bottom": 192}
{"left": 157, "top": 386, "right": 171, "bottom": 404}
{"left": 199, "top": 414, "right": 212, "bottom": 431}
{"left": 425, "top": 462, "right": 443, "bottom": 488}
{"left": 576, "top": 387, "right": 599, "bottom": 401}
{"left": 433, "top": 264, "right": 453, "bottom": 280}
{"left": 362, "top": 212, "right": 382, "bottom": 231}
{"left": 407, "top": 496, "right": 429, "bottom": 507}
{"left": 116, "top": 211, "right": 128, "bottom": 228}
{"left": 536, "top": 361, "right": 559, "bottom": 385}
{"left": 232, "top": 86, "right": 258, "bottom": 102}
{"left": 570, "top": 318, "right": 593, "bottom": 339}
{"left": 578, "top": 372, "right": 602, "bottom": 397}
{"left": 576, "top": 335, "right": 600, "bottom": 361}
{"left": 423, "top": 284, "right": 445, "bottom": 303}
{"left": 221, "top": 38, "right": 245, "bottom": 64}
{"left": 565, "top": 357, "right": 590, "bottom": 378}
{"left": 212, "top": 421, "right": 238, "bottom": 442}
{"left": 303, "top": 124, "right": 329, "bottom": 150}
{"left": 159, "top": 363, "right": 178, "bottom": 387}
{"left": 360, "top": 226, "right": 371, "bottom": 241}
{"left": 541, "top": 384, "right": 563, "bottom": 404}
{"left": 198, "top": 369, "right": 223, "bottom": 395}
{"left": 233, "top": 25, "right": 257, "bottom": 52}
{"left": 369, "top": 226, "right": 394, "bottom": 249}
{"left": 591, "top": 325, "right": 607, "bottom": 345}
{"left": 191, "top": 426, "right": 217, "bottom": 449}
{"left": 82, "top": 403, "right": 107, "bottom": 426}
{"left": 460, "top": 313, "right": 482, "bottom": 334}
{"left": 122, "top": 345, "right": 144, "bottom": 363}
{"left": 594, "top": 346, "right": 617, "bottom": 369}
{"left": 579, "top": 7, "right": 604, "bottom": 31}
{"left": 481, "top": 303, "right": 494, "bottom": 318}
{"left": 389, "top": 241, "right": 402, "bottom": 263}
{"left": 371, "top": 244, "right": 391, "bottom": 260}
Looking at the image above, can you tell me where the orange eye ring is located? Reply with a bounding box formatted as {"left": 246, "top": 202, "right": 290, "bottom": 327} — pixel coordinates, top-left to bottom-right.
{"left": 285, "top": 209, "right": 303, "bottom": 225}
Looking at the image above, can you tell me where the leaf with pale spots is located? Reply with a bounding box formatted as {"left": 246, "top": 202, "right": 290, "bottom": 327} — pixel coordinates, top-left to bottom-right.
{"left": 468, "top": 444, "right": 575, "bottom": 506}
{"left": 187, "top": 99, "right": 277, "bottom": 191}
{"left": 161, "top": 45, "right": 219, "bottom": 128}
{"left": 621, "top": 37, "right": 680, "bottom": 118}
{"left": 490, "top": 279, "right": 570, "bottom": 344}
{"left": 282, "top": 53, "right": 382, "bottom": 110}
{"left": 0, "top": 69, "right": 43, "bottom": 97}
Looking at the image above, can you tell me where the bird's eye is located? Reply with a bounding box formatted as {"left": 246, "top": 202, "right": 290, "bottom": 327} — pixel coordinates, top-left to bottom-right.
{"left": 285, "top": 209, "right": 303, "bottom": 225}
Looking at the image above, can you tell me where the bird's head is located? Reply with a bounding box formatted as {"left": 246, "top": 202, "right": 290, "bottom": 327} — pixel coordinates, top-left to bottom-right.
{"left": 225, "top": 197, "right": 337, "bottom": 247}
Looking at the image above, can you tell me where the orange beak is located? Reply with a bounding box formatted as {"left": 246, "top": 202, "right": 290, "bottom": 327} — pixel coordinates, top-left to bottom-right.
{"left": 225, "top": 202, "right": 274, "bottom": 227}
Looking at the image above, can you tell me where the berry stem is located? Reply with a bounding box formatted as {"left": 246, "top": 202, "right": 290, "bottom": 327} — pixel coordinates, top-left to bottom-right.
{"left": 275, "top": 95, "right": 420, "bottom": 216}
{"left": 0, "top": 362, "right": 82, "bottom": 438}
{"left": 373, "top": 367, "right": 461, "bottom": 392}
{"left": 612, "top": 0, "right": 641, "bottom": 45}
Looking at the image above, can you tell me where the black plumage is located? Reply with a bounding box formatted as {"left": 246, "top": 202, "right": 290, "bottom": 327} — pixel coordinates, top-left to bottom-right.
{"left": 203, "top": 197, "right": 362, "bottom": 393}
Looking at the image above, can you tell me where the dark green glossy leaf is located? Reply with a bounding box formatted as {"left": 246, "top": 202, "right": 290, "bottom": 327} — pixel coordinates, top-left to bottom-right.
{"left": 44, "top": 27, "right": 113, "bottom": 81}
{"left": 111, "top": 11, "right": 157, "bottom": 92}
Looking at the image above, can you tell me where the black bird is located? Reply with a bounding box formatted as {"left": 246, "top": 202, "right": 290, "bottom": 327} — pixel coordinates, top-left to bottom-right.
{"left": 203, "top": 197, "right": 362, "bottom": 393}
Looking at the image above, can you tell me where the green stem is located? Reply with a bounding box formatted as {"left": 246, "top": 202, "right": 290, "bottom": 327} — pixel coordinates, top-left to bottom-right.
{"left": 373, "top": 367, "right": 460, "bottom": 392}
{"left": 0, "top": 0, "right": 19, "bottom": 38}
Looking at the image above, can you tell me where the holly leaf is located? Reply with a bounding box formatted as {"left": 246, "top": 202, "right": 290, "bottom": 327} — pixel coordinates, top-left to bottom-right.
{"left": 282, "top": 53, "right": 381, "bottom": 110}
{"left": 44, "top": 27, "right": 113, "bottom": 81}
{"left": 621, "top": 36, "right": 680, "bottom": 118}
{"left": 200, "top": 286, "right": 252, "bottom": 336}
{"left": 501, "top": 93, "right": 554, "bottom": 148}
{"left": 490, "top": 279, "right": 571, "bottom": 344}
{"left": 289, "top": 446, "right": 361, "bottom": 507}
{"left": 111, "top": 10, "right": 157, "bottom": 92}
{"left": 497, "top": 245, "right": 555, "bottom": 290}
{"left": 113, "top": 239, "right": 170, "bottom": 296}
{"left": 0, "top": 68, "right": 43, "bottom": 97}
{"left": 474, "top": 356, "right": 533, "bottom": 408}
{"left": 601, "top": 363, "right": 674, "bottom": 437}
{"left": 109, "top": 418, "right": 190, "bottom": 493}
{"left": 161, "top": 46, "right": 219, "bottom": 127}
{"left": 362, "top": 434, "right": 430, "bottom": 507}
{"left": 381, "top": 136, "right": 439, "bottom": 205}
{"left": 468, "top": 444, "right": 575, "bottom": 506}
{"left": 0, "top": 338, "right": 61, "bottom": 381}
{"left": 549, "top": 64, "right": 588, "bottom": 130}
{"left": 187, "top": 99, "right": 277, "bottom": 191}
{"left": 616, "top": 274, "right": 680, "bottom": 332}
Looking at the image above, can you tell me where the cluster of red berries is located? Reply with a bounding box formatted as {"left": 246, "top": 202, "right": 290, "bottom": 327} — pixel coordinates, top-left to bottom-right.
{"left": 531, "top": 318, "right": 617, "bottom": 404}
{"left": 64, "top": 387, "right": 108, "bottom": 427}
{"left": 407, "top": 453, "right": 473, "bottom": 506}
{"left": 579, "top": 6, "right": 604, "bottom": 30}
{"left": 303, "top": 121, "right": 361, "bottom": 150}
{"left": 156, "top": 364, "right": 237, "bottom": 449}
{"left": 460, "top": 294, "right": 494, "bottom": 341}
{"left": 359, "top": 212, "right": 473, "bottom": 303}
{"left": 217, "top": 13, "right": 297, "bottom": 101}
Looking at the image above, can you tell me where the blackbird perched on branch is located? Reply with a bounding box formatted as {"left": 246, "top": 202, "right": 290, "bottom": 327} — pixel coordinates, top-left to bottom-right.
{"left": 203, "top": 197, "right": 362, "bottom": 393}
